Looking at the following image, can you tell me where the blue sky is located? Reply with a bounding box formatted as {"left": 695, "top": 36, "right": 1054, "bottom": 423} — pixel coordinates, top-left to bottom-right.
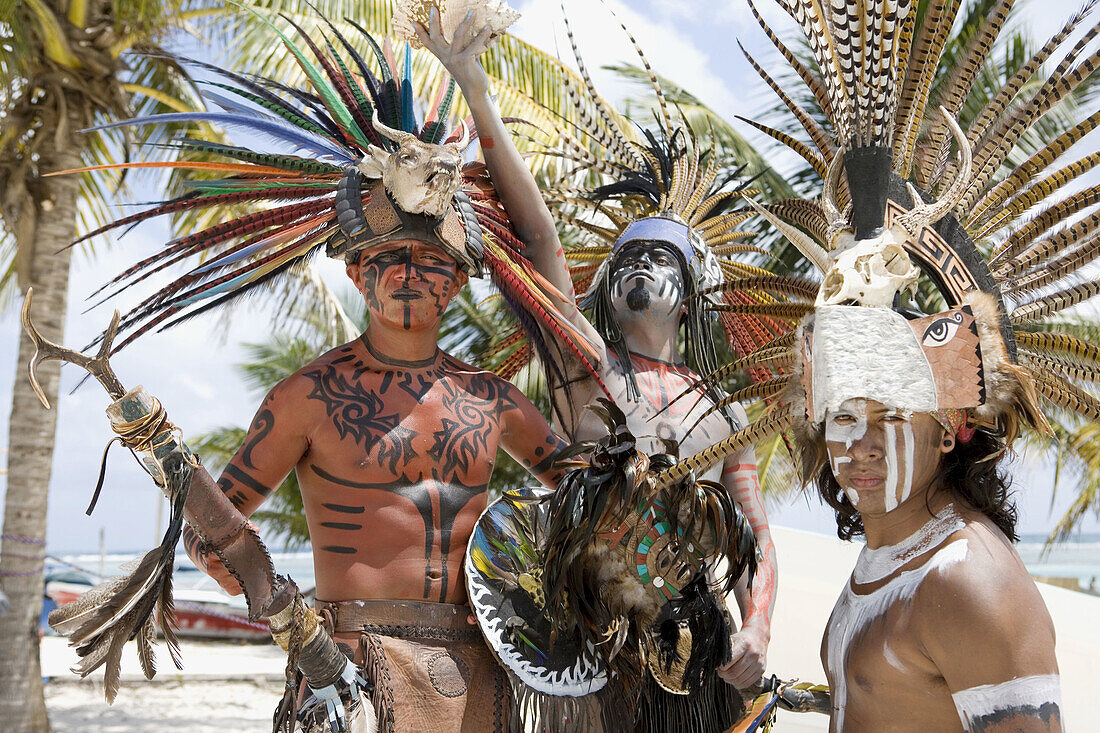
{"left": 1, "top": 0, "right": 1097, "bottom": 552}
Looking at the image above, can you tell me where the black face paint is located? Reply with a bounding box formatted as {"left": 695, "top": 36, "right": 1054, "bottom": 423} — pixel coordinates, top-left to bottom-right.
{"left": 357, "top": 243, "right": 460, "bottom": 331}
{"left": 609, "top": 242, "right": 686, "bottom": 318}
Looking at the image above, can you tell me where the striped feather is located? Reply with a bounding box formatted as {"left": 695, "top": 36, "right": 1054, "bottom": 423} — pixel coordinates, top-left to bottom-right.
{"left": 965, "top": 2, "right": 1096, "bottom": 154}
{"left": 708, "top": 302, "right": 815, "bottom": 320}
{"left": 914, "top": 0, "right": 1014, "bottom": 187}
{"left": 991, "top": 184, "right": 1100, "bottom": 267}
{"left": 747, "top": 0, "right": 834, "bottom": 124}
{"left": 1022, "top": 351, "right": 1100, "bottom": 383}
{"left": 696, "top": 275, "right": 820, "bottom": 301}
{"left": 1007, "top": 231, "right": 1100, "bottom": 295}
{"left": 961, "top": 46, "right": 1100, "bottom": 213}
{"left": 740, "top": 43, "right": 836, "bottom": 159}
{"left": 1014, "top": 330, "right": 1100, "bottom": 365}
{"left": 734, "top": 117, "right": 829, "bottom": 182}
{"left": 1010, "top": 280, "right": 1100, "bottom": 324}
{"left": 655, "top": 404, "right": 793, "bottom": 489}
{"left": 685, "top": 377, "right": 791, "bottom": 437}
{"left": 894, "top": 0, "right": 963, "bottom": 175}
{"left": 969, "top": 109, "right": 1100, "bottom": 229}
{"left": 1032, "top": 371, "right": 1100, "bottom": 420}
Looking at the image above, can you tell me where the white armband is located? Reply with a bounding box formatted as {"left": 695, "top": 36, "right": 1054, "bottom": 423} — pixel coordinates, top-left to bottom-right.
{"left": 952, "top": 674, "right": 1061, "bottom": 731}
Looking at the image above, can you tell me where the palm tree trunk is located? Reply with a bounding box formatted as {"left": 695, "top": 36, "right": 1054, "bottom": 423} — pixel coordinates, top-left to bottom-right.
{"left": 0, "top": 98, "right": 82, "bottom": 733}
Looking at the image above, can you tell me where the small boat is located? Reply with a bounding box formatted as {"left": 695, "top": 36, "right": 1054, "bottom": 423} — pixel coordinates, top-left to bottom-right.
{"left": 44, "top": 567, "right": 271, "bottom": 642}
{"left": 168, "top": 590, "right": 270, "bottom": 641}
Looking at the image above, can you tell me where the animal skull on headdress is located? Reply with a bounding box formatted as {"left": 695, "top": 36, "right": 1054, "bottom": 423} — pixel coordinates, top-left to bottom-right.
{"left": 358, "top": 110, "right": 470, "bottom": 219}
{"left": 818, "top": 227, "right": 920, "bottom": 307}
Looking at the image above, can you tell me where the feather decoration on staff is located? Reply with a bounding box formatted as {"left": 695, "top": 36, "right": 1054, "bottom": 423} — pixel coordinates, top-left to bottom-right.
{"left": 48, "top": 453, "right": 191, "bottom": 702}
{"left": 49, "top": 9, "right": 598, "bottom": 388}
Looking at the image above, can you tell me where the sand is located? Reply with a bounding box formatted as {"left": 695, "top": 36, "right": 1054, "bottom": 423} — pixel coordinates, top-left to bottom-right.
{"left": 42, "top": 526, "right": 1100, "bottom": 731}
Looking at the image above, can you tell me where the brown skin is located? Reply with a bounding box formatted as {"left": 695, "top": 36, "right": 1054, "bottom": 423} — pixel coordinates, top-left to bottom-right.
{"left": 821, "top": 400, "right": 1060, "bottom": 731}
{"left": 417, "top": 10, "right": 777, "bottom": 688}
{"left": 183, "top": 239, "right": 565, "bottom": 605}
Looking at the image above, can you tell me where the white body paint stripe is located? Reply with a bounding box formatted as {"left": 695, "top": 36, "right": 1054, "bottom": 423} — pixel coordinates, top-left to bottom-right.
{"left": 854, "top": 504, "right": 966, "bottom": 584}
{"left": 952, "top": 674, "right": 1062, "bottom": 729}
{"left": 828, "top": 538, "right": 970, "bottom": 730}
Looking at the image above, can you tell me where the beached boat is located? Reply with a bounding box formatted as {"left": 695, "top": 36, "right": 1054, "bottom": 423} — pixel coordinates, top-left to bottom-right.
{"left": 44, "top": 569, "right": 271, "bottom": 642}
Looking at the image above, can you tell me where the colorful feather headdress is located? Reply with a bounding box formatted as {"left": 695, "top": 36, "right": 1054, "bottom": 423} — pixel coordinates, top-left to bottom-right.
{"left": 502, "top": 11, "right": 794, "bottom": 406}
{"left": 655, "top": 0, "right": 1100, "bottom": 486}
{"left": 54, "top": 10, "right": 598, "bottom": 378}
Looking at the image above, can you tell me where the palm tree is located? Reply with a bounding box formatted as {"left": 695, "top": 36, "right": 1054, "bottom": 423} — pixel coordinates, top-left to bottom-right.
{"left": 0, "top": 2, "right": 287, "bottom": 729}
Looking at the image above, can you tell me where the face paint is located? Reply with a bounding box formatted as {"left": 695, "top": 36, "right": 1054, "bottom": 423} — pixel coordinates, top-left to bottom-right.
{"left": 354, "top": 241, "right": 462, "bottom": 332}
{"left": 608, "top": 242, "right": 685, "bottom": 322}
{"left": 825, "top": 400, "right": 944, "bottom": 515}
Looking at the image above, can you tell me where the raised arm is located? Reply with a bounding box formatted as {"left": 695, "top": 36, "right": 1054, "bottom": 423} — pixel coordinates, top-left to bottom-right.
{"left": 717, "top": 407, "right": 778, "bottom": 688}
{"left": 416, "top": 10, "right": 593, "bottom": 330}
{"left": 182, "top": 379, "right": 310, "bottom": 593}
{"left": 497, "top": 379, "right": 569, "bottom": 487}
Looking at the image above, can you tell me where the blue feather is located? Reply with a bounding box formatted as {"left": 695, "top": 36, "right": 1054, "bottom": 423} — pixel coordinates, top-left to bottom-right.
{"left": 401, "top": 43, "right": 415, "bottom": 133}
{"left": 84, "top": 113, "right": 356, "bottom": 164}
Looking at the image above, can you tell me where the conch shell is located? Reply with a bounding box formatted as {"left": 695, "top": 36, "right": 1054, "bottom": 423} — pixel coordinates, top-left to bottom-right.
{"left": 394, "top": 0, "right": 521, "bottom": 49}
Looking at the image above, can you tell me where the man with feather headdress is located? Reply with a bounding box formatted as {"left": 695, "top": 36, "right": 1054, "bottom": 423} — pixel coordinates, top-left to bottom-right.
{"left": 651, "top": 0, "right": 1100, "bottom": 728}
{"left": 411, "top": 6, "right": 778, "bottom": 731}
{"left": 33, "top": 7, "right": 612, "bottom": 732}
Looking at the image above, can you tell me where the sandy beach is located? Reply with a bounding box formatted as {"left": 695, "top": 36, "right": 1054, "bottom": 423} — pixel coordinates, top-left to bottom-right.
{"left": 42, "top": 526, "right": 1100, "bottom": 731}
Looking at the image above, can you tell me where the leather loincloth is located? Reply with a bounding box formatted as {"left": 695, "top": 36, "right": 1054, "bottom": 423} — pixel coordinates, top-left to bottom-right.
{"left": 316, "top": 599, "right": 510, "bottom": 733}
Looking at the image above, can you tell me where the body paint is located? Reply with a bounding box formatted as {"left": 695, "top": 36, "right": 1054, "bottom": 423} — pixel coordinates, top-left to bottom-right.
{"left": 827, "top": 536, "right": 969, "bottom": 730}
{"left": 952, "top": 674, "right": 1062, "bottom": 731}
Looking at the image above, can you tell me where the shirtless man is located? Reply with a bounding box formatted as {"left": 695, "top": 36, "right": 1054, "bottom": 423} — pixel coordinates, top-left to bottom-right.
{"left": 416, "top": 8, "right": 776, "bottom": 695}
{"left": 816, "top": 398, "right": 1061, "bottom": 732}
{"left": 181, "top": 238, "right": 566, "bottom": 729}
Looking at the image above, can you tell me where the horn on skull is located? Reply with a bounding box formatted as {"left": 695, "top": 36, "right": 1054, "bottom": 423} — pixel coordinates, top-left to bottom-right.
{"left": 371, "top": 109, "right": 416, "bottom": 146}
{"left": 896, "top": 107, "right": 973, "bottom": 234}
{"left": 446, "top": 119, "right": 471, "bottom": 150}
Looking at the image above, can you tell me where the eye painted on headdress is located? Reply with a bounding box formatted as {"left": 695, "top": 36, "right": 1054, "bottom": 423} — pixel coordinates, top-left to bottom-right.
{"left": 921, "top": 312, "right": 965, "bottom": 347}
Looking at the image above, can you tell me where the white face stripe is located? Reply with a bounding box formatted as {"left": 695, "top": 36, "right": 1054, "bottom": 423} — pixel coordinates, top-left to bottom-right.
{"left": 952, "top": 674, "right": 1062, "bottom": 730}
{"left": 901, "top": 421, "right": 915, "bottom": 507}
{"left": 884, "top": 422, "right": 899, "bottom": 511}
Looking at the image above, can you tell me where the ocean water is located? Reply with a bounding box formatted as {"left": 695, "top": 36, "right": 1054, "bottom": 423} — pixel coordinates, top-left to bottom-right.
{"left": 48, "top": 534, "right": 1100, "bottom": 598}
{"left": 1016, "top": 533, "right": 1100, "bottom": 593}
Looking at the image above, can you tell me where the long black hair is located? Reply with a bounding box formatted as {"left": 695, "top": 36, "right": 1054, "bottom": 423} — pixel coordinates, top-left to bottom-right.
{"left": 586, "top": 241, "right": 722, "bottom": 406}
{"left": 813, "top": 428, "right": 1020, "bottom": 541}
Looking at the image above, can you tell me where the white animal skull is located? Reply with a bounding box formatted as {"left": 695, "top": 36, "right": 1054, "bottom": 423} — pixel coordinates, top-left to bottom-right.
{"left": 358, "top": 115, "right": 468, "bottom": 219}
{"left": 818, "top": 226, "right": 920, "bottom": 307}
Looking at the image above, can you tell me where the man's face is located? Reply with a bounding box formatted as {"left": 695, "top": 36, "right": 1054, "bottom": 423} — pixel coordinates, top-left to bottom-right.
{"left": 346, "top": 240, "right": 466, "bottom": 331}
{"left": 824, "top": 398, "right": 950, "bottom": 516}
{"left": 608, "top": 241, "right": 686, "bottom": 323}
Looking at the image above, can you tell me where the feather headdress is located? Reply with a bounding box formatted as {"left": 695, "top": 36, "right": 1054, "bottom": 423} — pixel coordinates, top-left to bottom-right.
{"left": 500, "top": 10, "right": 793, "bottom": 406}
{"left": 657, "top": 0, "right": 1100, "bottom": 486}
{"left": 53, "top": 11, "right": 599, "bottom": 379}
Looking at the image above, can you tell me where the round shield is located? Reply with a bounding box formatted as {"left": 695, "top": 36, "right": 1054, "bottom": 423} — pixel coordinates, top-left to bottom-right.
{"left": 465, "top": 487, "right": 606, "bottom": 696}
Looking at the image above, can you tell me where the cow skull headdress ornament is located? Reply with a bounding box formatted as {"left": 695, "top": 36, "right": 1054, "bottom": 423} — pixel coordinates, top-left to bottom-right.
{"left": 358, "top": 110, "right": 470, "bottom": 218}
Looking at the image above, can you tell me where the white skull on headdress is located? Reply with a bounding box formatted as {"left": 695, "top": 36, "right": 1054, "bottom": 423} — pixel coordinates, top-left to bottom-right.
{"left": 358, "top": 113, "right": 470, "bottom": 219}
{"left": 818, "top": 225, "right": 920, "bottom": 307}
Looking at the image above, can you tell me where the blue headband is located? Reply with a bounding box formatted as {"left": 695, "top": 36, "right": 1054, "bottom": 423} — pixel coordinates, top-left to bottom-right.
{"left": 612, "top": 217, "right": 697, "bottom": 267}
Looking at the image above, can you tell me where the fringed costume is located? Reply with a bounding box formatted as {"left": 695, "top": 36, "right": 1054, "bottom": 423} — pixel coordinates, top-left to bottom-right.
{"left": 33, "top": 5, "right": 595, "bottom": 733}
{"left": 463, "top": 10, "right": 782, "bottom": 732}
